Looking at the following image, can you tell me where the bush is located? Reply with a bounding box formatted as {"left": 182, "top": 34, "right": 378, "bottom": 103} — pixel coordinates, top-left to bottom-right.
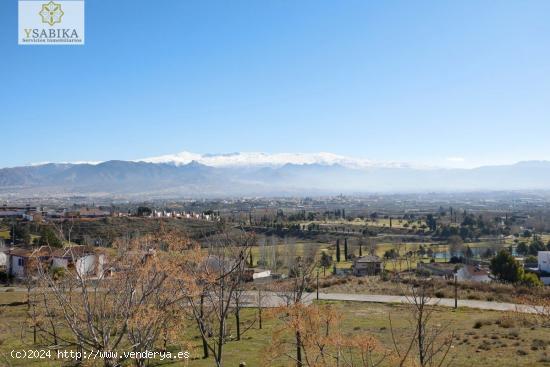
{"left": 51, "top": 267, "right": 66, "bottom": 280}
{"left": 380, "top": 271, "right": 391, "bottom": 281}
{"left": 531, "top": 339, "right": 547, "bottom": 351}
{"left": 473, "top": 320, "right": 490, "bottom": 329}
{"left": 520, "top": 272, "right": 543, "bottom": 287}
{"left": 496, "top": 317, "right": 516, "bottom": 329}
{"left": 434, "top": 291, "right": 445, "bottom": 298}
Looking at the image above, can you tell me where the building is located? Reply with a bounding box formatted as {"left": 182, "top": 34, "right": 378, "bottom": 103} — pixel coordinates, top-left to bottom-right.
{"left": 51, "top": 246, "right": 105, "bottom": 278}
{"left": 0, "top": 245, "right": 9, "bottom": 271}
{"left": 243, "top": 268, "right": 271, "bottom": 282}
{"left": 538, "top": 251, "right": 550, "bottom": 274}
{"left": 352, "top": 255, "right": 383, "bottom": 276}
{"left": 76, "top": 209, "right": 111, "bottom": 218}
{"left": 0, "top": 205, "right": 40, "bottom": 221}
{"left": 456, "top": 265, "right": 491, "bottom": 283}
{"left": 7, "top": 246, "right": 52, "bottom": 279}
{"left": 7, "top": 245, "right": 105, "bottom": 279}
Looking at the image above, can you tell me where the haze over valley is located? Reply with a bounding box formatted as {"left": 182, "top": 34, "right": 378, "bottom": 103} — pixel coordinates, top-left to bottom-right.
{"left": 1, "top": 152, "right": 550, "bottom": 198}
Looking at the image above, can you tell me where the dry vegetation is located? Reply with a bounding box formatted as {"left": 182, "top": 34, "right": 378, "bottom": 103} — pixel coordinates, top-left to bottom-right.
{"left": 319, "top": 276, "right": 550, "bottom": 304}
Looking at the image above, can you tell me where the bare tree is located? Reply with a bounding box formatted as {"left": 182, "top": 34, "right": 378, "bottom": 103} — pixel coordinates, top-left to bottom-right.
{"left": 177, "top": 227, "right": 254, "bottom": 367}
{"left": 390, "top": 280, "right": 455, "bottom": 367}
{"left": 34, "top": 234, "right": 186, "bottom": 367}
{"left": 266, "top": 303, "right": 389, "bottom": 367}
{"left": 275, "top": 254, "right": 318, "bottom": 367}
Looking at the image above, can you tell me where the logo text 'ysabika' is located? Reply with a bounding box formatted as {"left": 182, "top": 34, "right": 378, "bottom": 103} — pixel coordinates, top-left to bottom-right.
{"left": 18, "top": 0, "right": 84, "bottom": 45}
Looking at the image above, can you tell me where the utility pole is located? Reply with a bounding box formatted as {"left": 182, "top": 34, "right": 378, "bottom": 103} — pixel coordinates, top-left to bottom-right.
{"left": 316, "top": 269, "right": 320, "bottom": 300}
{"left": 454, "top": 273, "right": 458, "bottom": 309}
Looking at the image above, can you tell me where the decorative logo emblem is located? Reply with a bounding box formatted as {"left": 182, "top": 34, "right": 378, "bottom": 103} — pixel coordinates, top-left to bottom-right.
{"left": 39, "top": 1, "right": 64, "bottom": 26}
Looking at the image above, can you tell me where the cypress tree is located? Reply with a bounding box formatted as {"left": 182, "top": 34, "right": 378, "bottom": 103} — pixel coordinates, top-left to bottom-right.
{"left": 336, "top": 239, "right": 341, "bottom": 262}
{"left": 344, "top": 238, "right": 348, "bottom": 260}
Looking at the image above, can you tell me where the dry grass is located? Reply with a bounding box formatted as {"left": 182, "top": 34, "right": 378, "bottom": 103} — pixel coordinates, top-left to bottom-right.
{"left": 1, "top": 291, "right": 549, "bottom": 366}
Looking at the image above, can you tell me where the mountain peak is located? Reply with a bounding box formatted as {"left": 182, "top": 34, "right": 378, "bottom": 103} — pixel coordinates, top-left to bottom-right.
{"left": 137, "top": 151, "right": 401, "bottom": 169}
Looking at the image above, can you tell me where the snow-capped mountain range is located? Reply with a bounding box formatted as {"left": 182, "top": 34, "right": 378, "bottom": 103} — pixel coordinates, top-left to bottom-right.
{"left": 138, "top": 151, "right": 410, "bottom": 169}
{"left": 1, "top": 152, "right": 550, "bottom": 198}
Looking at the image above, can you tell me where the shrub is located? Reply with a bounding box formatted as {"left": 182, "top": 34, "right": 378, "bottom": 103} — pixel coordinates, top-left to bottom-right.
{"left": 520, "top": 273, "right": 543, "bottom": 287}
{"left": 531, "top": 339, "right": 548, "bottom": 351}
{"left": 508, "top": 329, "right": 520, "bottom": 338}
{"left": 51, "top": 266, "right": 66, "bottom": 280}
{"left": 496, "top": 317, "right": 516, "bottom": 329}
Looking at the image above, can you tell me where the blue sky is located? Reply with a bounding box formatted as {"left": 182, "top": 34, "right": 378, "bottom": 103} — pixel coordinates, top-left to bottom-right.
{"left": 1, "top": 0, "right": 550, "bottom": 168}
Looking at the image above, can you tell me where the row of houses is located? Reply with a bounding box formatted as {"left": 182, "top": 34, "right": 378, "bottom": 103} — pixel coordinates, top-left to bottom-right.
{"left": 1, "top": 205, "right": 219, "bottom": 222}
{"left": 0, "top": 206, "right": 112, "bottom": 222}
{"left": 144, "top": 210, "right": 218, "bottom": 221}
{"left": 0, "top": 245, "right": 104, "bottom": 280}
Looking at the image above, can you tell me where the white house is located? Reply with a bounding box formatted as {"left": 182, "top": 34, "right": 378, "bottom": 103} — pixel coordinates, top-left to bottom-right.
{"left": 456, "top": 265, "right": 491, "bottom": 283}
{"left": 6, "top": 246, "right": 105, "bottom": 279}
{"left": 250, "top": 268, "right": 271, "bottom": 280}
{"left": 0, "top": 245, "right": 8, "bottom": 270}
{"left": 538, "top": 251, "right": 550, "bottom": 273}
{"left": 243, "top": 268, "right": 271, "bottom": 282}
{"left": 7, "top": 247, "right": 52, "bottom": 279}
{"left": 51, "top": 246, "right": 105, "bottom": 278}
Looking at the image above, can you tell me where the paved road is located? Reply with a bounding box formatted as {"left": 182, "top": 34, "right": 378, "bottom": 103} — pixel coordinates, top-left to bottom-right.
{"left": 1, "top": 287, "right": 543, "bottom": 314}
{"left": 245, "top": 292, "right": 543, "bottom": 314}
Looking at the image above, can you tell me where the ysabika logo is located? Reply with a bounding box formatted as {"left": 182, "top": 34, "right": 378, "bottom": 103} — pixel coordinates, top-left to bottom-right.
{"left": 19, "top": 0, "right": 85, "bottom": 45}
{"left": 39, "top": 1, "right": 64, "bottom": 26}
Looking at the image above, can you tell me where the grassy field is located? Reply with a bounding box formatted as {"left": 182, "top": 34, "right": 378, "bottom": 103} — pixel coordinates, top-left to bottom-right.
{"left": 0, "top": 228, "right": 9, "bottom": 240}
{"left": 249, "top": 239, "right": 506, "bottom": 274}
{"left": 1, "top": 291, "right": 549, "bottom": 367}
{"left": 299, "top": 218, "right": 428, "bottom": 231}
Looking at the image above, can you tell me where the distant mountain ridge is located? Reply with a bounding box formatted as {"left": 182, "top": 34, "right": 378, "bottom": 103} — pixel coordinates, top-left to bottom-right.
{"left": 1, "top": 158, "right": 550, "bottom": 198}
{"left": 137, "top": 151, "right": 410, "bottom": 169}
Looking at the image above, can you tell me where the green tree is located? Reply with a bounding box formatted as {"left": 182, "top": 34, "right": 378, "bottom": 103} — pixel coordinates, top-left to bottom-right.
{"left": 516, "top": 241, "right": 529, "bottom": 255}
{"left": 482, "top": 247, "right": 494, "bottom": 259}
{"left": 11, "top": 224, "right": 31, "bottom": 244}
{"left": 528, "top": 239, "right": 546, "bottom": 256}
{"left": 490, "top": 250, "right": 523, "bottom": 283}
{"left": 384, "top": 249, "right": 398, "bottom": 259}
{"left": 38, "top": 226, "right": 63, "bottom": 248}
{"left": 426, "top": 214, "right": 437, "bottom": 231}
{"left": 335, "top": 239, "right": 341, "bottom": 262}
{"left": 320, "top": 251, "right": 332, "bottom": 276}
{"left": 137, "top": 206, "right": 152, "bottom": 217}
{"left": 344, "top": 238, "right": 348, "bottom": 260}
